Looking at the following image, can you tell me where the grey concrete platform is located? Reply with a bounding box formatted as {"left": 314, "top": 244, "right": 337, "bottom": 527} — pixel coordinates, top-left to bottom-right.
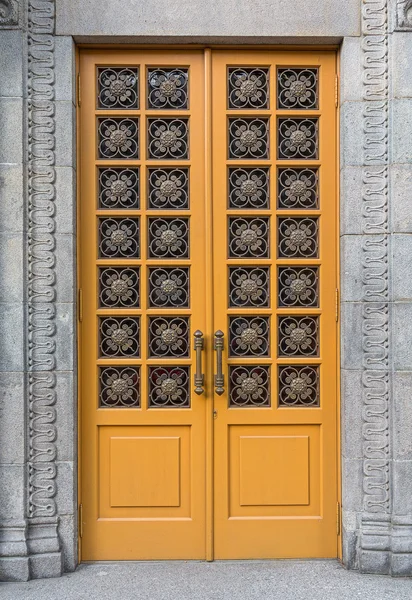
{"left": 1, "top": 560, "right": 412, "bottom": 600}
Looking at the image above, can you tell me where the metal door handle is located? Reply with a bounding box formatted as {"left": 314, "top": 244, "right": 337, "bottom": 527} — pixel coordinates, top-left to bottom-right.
{"left": 193, "top": 330, "right": 205, "bottom": 395}
{"left": 214, "top": 330, "right": 225, "bottom": 395}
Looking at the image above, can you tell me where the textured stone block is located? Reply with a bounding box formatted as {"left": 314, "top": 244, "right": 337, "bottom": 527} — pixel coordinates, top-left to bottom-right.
{"left": 0, "top": 372, "right": 25, "bottom": 464}
{"left": 54, "top": 36, "right": 76, "bottom": 103}
{"left": 58, "top": 515, "right": 78, "bottom": 572}
{"left": 56, "top": 461, "right": 76, "bottom": 516}
{"left": 56, "top": 0, "right": 361, "bottom": 38}
{"left": 393, "top": 302, "right": 412, "bottom": 370}
{"left": 392, "top": 31, "right": 412, "bottom": 99}
{"left": 393, "top": 461, "right": 412, "bottom": 515}
{"left": 55, "top": 303, "right": 75, "bottom": 371}
{"left": 393, "top": 235, "right": 412, "bottom": 301}
{"left": 0, "top": 233, "right": 23, "bottom": 303}
{"left": 29, "top": 552, "right": 63, "bottom": 580}
{"left": 341, "top": 369, "right": 363, "bottom": 459}
{"left": 341, "top": 235, "right": 363, "bottom": 302}
{"left": 55, "top": 372, "right": 75, "bottom": 462}
{"left": 55, "top": 234, "right": 75, "bottom": 304}
{"left": 340, "top": 102, "right": 364, "bottom": 167}
{"left": 0, "top": 557, "right": 29, "bottom": 582}
{"left": 392, "top": 99, "right": 412, "bottom": 164}
{"left": 0, "top": 303, "right": 24, "bottom": 372}
{"left": 0, "top": 164, "right": 24, "bottom": 233}
{"left": 340, "top": 37, "right": 363, "bottom": 103}
{"left": 55, "top": 167, "right": 76, "bottom": 235}
{"left": 341, "top": 302, "right": 363, "bottom": 369}
{"left": 55, "top": 101, "right": 76, "bottom": 168}
{"left": 0, "top": 98, "right": 23, "bottom": 164}
{"left": 340, "top": 166, "right": 363, "bottom": 235}
{"left": 0, "top": 31, "right": 23, "bottom": 98}
{"left": 0, "top": 466, "right": 25, "bottom": 521}
{"left": 391, "top": 164, "right": 412, "bottom": 233}
{"left": 393, "top": 372, "right": 412, "bottom": 461}
{"left": 342, "top": 458, "right": 363, "bottom": 512}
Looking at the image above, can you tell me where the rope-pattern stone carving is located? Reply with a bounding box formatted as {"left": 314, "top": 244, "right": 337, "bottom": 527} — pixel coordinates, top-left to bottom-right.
{"left": 361, "top": 0, "right": 390, "bottom": 522}
{"left": 27, "top": 0, "right": 57, "bottom": 518}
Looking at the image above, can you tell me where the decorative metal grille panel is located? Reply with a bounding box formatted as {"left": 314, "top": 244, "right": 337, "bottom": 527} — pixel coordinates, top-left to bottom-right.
{"left": 229, "top": 267, "right": 270, "bottom": 307}
{"left": 98, "top": 168, "right": 139, "bottom": 210}
{"left": 148, "top": 267, "right": 190, "bottom": 308}
{"left": 148, "top": 317, "right": 190, "bottom": 357}
{"left": 278, "top": 217, "right": 319, "bottom": 258}
{"left": 278, "top": 267, "right": 319, "bottom": 307}
{"left": 229, "top": 316, "right": 270, "bottom": 357}
{"left": 99, "top": 367, "right": 140, "bottom": 408}
{"left": 99, "top": 267, "right": 140, "bottom": 308}
{"left": 229, "top": 366, "right": 270, "bottom": 407}
{"left": 148, "top": 68, "right": 189, "bottom": 109}
{"left": 148, "top": 217, "right": 189, "bottom": 259}
{"left": 228, "top": 167, "right": 270, "bottom": 210}
{"left": 228, "top": 67, "right": 269, "bottom": 109}
{"left": 98, "top": 118, "right": 139, "bottom": 159}
{"left": 98, "top": 217, "right": 140, "bottom": 259}
{"left": 148, "top": 366, "right": 190, "bottom": 408}
{"left": 148, "top": 118, "right": 189, "bottom": 159}
{"left": 277, "top": 68, "right": 318, "bottom": 109}
{"left": 278, "top": 365, "right": 319, "bottom": 407}
{"left": 98, "top": 67, "right": 139, "bottom": 109}
{"left": 278, "top": 118, "right": 318, "bottom": 160}
{"left": 99, "top": 317, "right": 140, "bottom": 358}
{"left": 278, "top": 168, "right": 319, "bottom": 209}
{"left": 148, "top": 168, "right": 189, "bottom": 209}
{"left": 278, "top": 316, "right": 319, "bottom": 357}
{"left": 228, "top": 217, "right": 270, "bottom": 258}
{"left": 228, "top": 118, "right": 269, "bottom": 159}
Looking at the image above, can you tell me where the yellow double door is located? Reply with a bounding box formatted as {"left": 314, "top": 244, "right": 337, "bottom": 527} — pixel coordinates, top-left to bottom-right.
{"left": 79, "top": 49, "right": 338, "bottom": 561}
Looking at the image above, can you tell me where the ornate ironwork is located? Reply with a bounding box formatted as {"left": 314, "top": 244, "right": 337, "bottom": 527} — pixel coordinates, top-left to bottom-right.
{"left": 229, "top": 366, "right": 270, "bottom": 407}
{"left": 229, "top": 167, "right": 269, "bottom": 209}
{"left": 229, "top": 316, "right": 270, "bottom": 357}
{"left": 148, "top": 118, "right": 189, "bottom": 159}
{"left": 278, "top": 118, "right": 318, "bottom": 159}
{"left": 278, "top": 168, "right": 319, "bottom": 209}
{"left": 148, "top": 168, "right": 189, "bottom": 209}
{"left": 99, "top": 267, "right": 140, "bottom": 308}
{"left": 148, "top": 217, "right": 189, "bottom": 259}
{"left": 278, "top": 316, "right": 319, "bottom": 356}
{"left": 278, "top": 267, "right": 319, "bottom": 307}
{"left": 99, "top": 367, "right": 140, "bottom": 408}
{"left": 228, "top": 118, "right": 269, "bottom": 159}
{"left": 148, "top": 267, "right": 190, "bottom": 308}
{"left": 148, "top": 68, "right": 189, "bottom": 109}
{"left": 228, "top": 67, "right": 269, "bottom": 109}
{"left": 228, "top": 217, "right": 270, "bottom": 258}
{"left": 278, "top": 365, "right": 319, "bottom": 406}
{"left": 278, "top": 217, "right": 319, "bottom": 258}
{"left": 98, "top": 218, "right": 140, "bottom": 258}
{"left": 99, "top": 317, "right": 140, "bottom": 357}
{"left": 229, "top": 267, "right": 270, "bottom": 307}
{"left": 277, "top": 68, "right": 318, "bottom": 109}
{"left": 148, "top": 317, "right": 190, "bottom": 357}
{"left": 98, "top": 168, "right": 139, "bottom": 209}
{"left": 98, "top": 118, "right": 139, "bottom": 159}
{"left": 148, "top": 366, "right": 190, "bottom": 407}
{"left": 98, "top": 67, "right": 139, "bottom": 109}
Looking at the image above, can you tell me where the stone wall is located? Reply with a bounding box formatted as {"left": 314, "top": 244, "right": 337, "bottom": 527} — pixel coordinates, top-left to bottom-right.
{"left": 0, "top": 0, "right": 411, "bottom": 581}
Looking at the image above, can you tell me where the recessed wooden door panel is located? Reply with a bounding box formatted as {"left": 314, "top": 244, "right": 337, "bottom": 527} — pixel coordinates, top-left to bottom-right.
{"left": 79, "top": 48, "right": 338, "bottom": 561}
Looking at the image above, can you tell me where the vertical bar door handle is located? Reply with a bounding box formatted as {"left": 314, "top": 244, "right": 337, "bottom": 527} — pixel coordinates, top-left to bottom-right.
{"left": 193, "top": 330, "right": 205, "bottom": 395}
{"left": 214, "top": 330, "right": 225, "bottom": 396}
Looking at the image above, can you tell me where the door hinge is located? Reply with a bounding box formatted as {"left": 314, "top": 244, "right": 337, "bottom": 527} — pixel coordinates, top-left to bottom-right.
{"left": 78, "top": 288, "right": 83, "bottom": 322}
{"left": 335, "top": 288, "right": 339, "bottom": 322}
{"left": 337, "top": 502, "right": 341, "bottom": 536}
{"left": 335, "top": 74, "right": 339, "bottom": 108}
{"left": 77, "top": 72, "right": 81, "bottom": 107}
{"left": 79, "top": 504, "right": 83, "bottom": 538}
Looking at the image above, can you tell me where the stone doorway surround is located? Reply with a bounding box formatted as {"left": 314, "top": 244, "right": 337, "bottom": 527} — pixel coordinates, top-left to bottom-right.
{"left": 1, "top": 0, "right": 412, "bottom": 581}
